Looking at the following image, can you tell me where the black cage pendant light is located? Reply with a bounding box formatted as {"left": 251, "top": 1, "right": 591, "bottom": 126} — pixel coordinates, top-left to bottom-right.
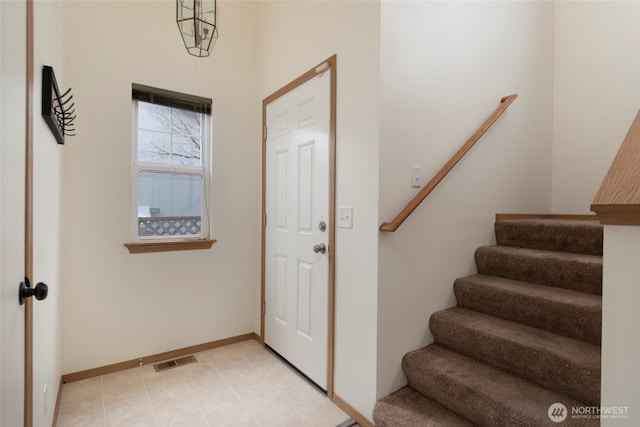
{"left": 176, "top": 0, "right": 218, "bottom": 57}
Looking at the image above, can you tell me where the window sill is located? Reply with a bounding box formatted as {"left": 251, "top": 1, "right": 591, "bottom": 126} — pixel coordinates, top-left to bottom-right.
{"left": 124, "top": 239, "right": 216, "bottom": 254}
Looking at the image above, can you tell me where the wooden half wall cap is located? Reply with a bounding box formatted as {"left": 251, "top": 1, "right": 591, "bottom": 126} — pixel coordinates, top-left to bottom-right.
{"left": 591, "top": 110, "right": 640, "bottom": 225}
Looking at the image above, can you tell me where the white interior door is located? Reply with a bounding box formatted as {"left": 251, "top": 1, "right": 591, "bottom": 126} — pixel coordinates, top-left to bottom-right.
{"left": 265, "top": 69, "right": 331, "bottom": 390}
{"left": 1, "top": 0, "right": 27, "bottom": 425}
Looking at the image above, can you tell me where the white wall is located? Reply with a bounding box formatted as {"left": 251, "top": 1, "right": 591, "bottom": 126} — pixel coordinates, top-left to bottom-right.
{"left": 32, "top": 1, "right": 66, "bottom": 425}
{"left": 377, "top": 1, "right": 554, "bottom": 398}
{"left": 552, "top": 0, "right": 640, "bottom": 213}
{"left": 61, "top": 0, "right": 261, "bottom": 373}
{"left": 601, "top": 226, "right": 640, "bottom": 426}
{"left": 257, "top": 1, "right": 381, "bottom": 421}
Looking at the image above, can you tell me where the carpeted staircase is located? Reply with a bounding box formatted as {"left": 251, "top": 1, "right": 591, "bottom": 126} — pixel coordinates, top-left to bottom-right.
{"left": 373, "top": 217, "right": 602, "bottom": 426}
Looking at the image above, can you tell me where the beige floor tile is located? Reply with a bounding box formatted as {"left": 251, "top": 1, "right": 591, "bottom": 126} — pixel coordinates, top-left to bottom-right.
{"left": 185, "top": 372, "right": 231, "bottom": 398}
{"left": 102, "top": 366, "right": 143, "bottom": 389}
{"left": 297, "top": 398, "right": 354, "bottom": 427}
{"left": 241, "top": 393, "right": 298, "bottom": 420}
{"left": 279, "top": 380, "right": 327, "bottom": 411}
{"left": 197, "top": 389, "right": 259, "bottom": 426}
{"left": 200, "top": 343, "right": 246, "bottom": 364}
{"left": 104, "top": 395, "right": 154, "bottom": 427}
{"left": 111, "top": 418, "right": 158, "bottom": 427}
{"left": 103, "top": 380, "right": 147, "bottom": 410}
{"left": 207, "top": 417, "right": 259, "bottom": 427}
{"left": 231, "top": 378, "right": 280, "bottom": 402}
{"left": 153, "top": 399, "right": 208, "bottom": 427}
{"left": 250, "top": 396, "right": 311, "bottom": 427}
{"left": 60, "top": 376, "right": 102, "bottom": 402}
{"left": 145, "top": 374, "right": 191, "bottom": 407}
{"left": 177, "top": 358, "right": 219, "bottom": 382}
{"left": 58, "top": 392, "right": 104, "bottom": 418}
{"left": 56, "top": 409, "right": 105, "bottom": 427}
{"left": 218, "top": 364, "right": 266, "bottom": 389}
{"left": 57, "top": 339, "right": 352, "bottom": 427}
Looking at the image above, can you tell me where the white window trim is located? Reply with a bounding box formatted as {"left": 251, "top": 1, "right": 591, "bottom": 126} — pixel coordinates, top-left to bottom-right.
{"left": 130, "top": 98, "right": 212, "bottom": 243}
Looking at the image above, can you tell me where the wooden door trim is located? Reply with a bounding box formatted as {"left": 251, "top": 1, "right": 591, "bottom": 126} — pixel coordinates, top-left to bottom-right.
{"left": 24, "top": 0, "right": 35, "bottom": 425}
{"left": 260, "top": 55, "right": 337, "bottom": 397}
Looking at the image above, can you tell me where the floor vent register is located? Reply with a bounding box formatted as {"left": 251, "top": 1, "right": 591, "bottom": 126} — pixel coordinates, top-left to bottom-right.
{"left": 153, "top": 355, "right": 198, "bottom": 372}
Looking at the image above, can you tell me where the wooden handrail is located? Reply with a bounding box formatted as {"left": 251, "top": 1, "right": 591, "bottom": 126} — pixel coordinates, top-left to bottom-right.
{"left": 380, "top": 94, "right": 518, "bottom": 232}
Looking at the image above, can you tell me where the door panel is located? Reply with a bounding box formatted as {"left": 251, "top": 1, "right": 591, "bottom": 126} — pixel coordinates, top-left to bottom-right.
{"left": 298, "top": 142, "right": 315, "bottom": 234}
{"left": 275, "top": 254, "right": 288, "bottom": 324}
{"left": 1, "top": 1, "right": 27, "bottom": 425}
{"left": 265, "top": 70, "right": 330, "bottom": 389}
{"left": 296, "top": 260, "right": 313, "bottom": 339}
{"left": 275, "top": 150, "right": 289, "bottom": 232}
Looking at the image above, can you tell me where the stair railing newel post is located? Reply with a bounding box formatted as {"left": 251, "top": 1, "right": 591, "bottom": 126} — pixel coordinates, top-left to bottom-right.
{"left": 379, "top": 94, "right": 518, "bottom": 233}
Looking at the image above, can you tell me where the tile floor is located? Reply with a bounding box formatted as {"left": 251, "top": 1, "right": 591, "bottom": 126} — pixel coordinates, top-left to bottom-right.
{"left": 56, "top": 340, "right": 353, "bottom": 427}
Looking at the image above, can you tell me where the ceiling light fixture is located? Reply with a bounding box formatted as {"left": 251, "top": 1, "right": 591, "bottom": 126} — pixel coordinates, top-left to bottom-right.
{"left": 176, "top": 0, "right": 218, "bottom": 58}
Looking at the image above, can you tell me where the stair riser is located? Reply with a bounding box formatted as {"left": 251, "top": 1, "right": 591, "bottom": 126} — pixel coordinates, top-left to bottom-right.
{"left": 495, "top": 220, "right": 603, "bottom": 256}
{"left": 454, "top": 278, "right": 601, "bottom": 345}
{"left": 430, "top": 312, "right": 600, "bottom": 406}
{"left": 475, "top": 248, "right": 602, "bottom": 295}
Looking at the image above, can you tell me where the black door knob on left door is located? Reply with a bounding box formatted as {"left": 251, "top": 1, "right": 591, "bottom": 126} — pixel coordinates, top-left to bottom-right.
{"left": 19, "top": 277, "right": 48, "bottom": 305}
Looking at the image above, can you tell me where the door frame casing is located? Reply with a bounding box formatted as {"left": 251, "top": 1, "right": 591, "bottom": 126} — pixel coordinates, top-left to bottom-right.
{"left": 260, "top": 55, "right": 337, "bottom": 397}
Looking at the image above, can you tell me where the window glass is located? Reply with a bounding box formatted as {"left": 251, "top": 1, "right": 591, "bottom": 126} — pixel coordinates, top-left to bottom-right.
{"left": 137, "top": 171, "right": 203, "bottom": 237}
{"left": 132, "top": 86, "right": 211, "bottom": 240}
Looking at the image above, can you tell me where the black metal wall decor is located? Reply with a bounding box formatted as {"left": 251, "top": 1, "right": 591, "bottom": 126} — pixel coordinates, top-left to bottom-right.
{"left": 42, "top": 65, "right": 76, "bottom": 145}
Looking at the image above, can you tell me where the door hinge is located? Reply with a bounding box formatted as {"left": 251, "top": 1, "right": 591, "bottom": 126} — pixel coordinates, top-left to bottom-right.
{"left": 264, "top": 126, "right": 267, "bottom": 140}
{"left": 264, "top": 213, "right": 267, "bottom": 228}
{"left": 262, "top": 300, "right": 266, "bottom": 315}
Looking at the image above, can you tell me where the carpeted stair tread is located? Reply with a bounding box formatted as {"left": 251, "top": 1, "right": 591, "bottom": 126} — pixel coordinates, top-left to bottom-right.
{"left": 373, "top": 217, "right": 602, "bottom": 425}
{"left": 454, "top": 274, "right": 601, "bottom": 344}
{"left": 403, "top": 344, "right": 598, "bottom": 427}
{"left": 372, "top": 386, "right": 474, "bottom": 427}
{"left": 495, "top": 218, "right": 602, "bottom": 256}
{"left": 430, "top": 307, "right": 600, "bottom": 405}
{"left": 475, "top": 246, "right": 602, "bottom": 294}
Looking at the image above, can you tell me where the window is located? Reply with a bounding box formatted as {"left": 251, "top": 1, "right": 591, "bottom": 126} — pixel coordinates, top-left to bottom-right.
{"left": 131, "top": 84, "right": 212, "bottom": 244}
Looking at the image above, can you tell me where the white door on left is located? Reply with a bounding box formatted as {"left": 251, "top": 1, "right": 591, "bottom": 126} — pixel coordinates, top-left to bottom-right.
{"left": 1, "top": 1, "right": 27, "bottom": 425}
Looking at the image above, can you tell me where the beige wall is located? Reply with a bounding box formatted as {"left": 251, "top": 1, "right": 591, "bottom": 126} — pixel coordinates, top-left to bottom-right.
{"left": 61, "top": 0, "right": 381, "bottom": 420}
{"left": 61, "top": 1, "right": 261, "bottom": 373}
{"left": 560, "top": 2, "right": 640, "bottom": 423}
{"left": 47, "top": 0, "right": 640, "bottom": 423}
{"left": 257, "top": 1, "right": 381, "bottom": 420}
{"left": 377, "top": 0, "right": 554, "bottom": 398}
{"left": 552, "top": 1, "right": 640, "bottom": 213}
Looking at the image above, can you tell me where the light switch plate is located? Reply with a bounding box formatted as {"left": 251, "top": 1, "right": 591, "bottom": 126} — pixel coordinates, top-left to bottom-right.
{"left": 412, "top": 165, "right": 422, "bottom": 188}
{"left": 338, "top": 206, "right": 353, "bottom": 229}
